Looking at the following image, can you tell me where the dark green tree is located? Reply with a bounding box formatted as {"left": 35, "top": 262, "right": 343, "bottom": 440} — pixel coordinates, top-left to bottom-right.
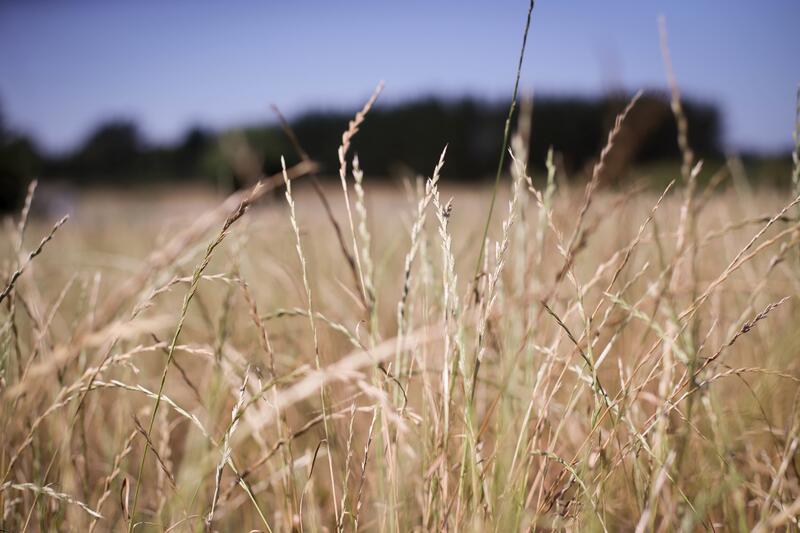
{"left": 65, "top": 119, "right": 144, "bottom": 183}
{"left": 0, "top": 102, "right": 40, "bottom": 212}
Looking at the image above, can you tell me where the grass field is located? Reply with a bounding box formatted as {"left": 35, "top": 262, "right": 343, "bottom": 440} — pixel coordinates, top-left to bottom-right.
{"left": 2, "top": 114, "right": 800, "bottom": 531}
{"left": 2, "top": 4, "right": 800, "bottom": 528}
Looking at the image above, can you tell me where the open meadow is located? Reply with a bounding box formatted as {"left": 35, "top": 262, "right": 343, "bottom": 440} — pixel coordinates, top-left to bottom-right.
{"left": 1, "top": 1, "right": 799, "bottom": 530}
{"left": 2, "top": 116, "right": 800, "bottom": 530}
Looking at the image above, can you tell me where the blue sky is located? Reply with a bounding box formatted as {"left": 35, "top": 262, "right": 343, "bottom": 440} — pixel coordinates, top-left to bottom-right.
{"left": 0, "top": 0, "right": 797, "bottom": 153}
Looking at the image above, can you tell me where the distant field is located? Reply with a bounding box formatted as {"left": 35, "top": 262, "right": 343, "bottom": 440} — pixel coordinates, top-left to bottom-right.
{"left": 2, "top": 149, "right": 800, "bottom": 530}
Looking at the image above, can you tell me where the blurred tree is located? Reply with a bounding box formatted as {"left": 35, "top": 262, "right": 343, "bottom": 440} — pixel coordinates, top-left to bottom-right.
{"left": 67, "top": 119, "right": 143, "bottom": 182}
{"left": 0, "top": 102, "right": 40, "bottom": 212}
{"left": 173, "top": 126, "right": 213, "bottom": 179}
{"left": 33, "top": 93, "right": 731, "bottom": 187}
{"left": 254, "top": 93, "right": 723, "bottom": 181}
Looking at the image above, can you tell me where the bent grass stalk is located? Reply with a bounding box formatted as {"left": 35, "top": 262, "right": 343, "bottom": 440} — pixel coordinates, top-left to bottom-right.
{"left": 127, "top": 182, "right": 267, "bottom": 532}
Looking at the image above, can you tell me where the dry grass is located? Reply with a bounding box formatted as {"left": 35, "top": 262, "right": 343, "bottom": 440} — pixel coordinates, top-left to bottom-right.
{"left": 2, "top": 144, "right": 799, "bottom": 531}
{"left": 3, "top": 6, "right": 800, "bottom": 530}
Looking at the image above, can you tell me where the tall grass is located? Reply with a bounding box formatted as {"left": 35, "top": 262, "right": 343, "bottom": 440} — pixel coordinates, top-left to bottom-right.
{"left": 2, "top": 7, "right": 800, "bottom": 533}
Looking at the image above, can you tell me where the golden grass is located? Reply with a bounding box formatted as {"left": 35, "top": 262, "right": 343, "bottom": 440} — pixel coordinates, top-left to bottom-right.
{"left": 2, "top": 4, "right": 800, "bottom": 529}
{"left": 1, "top": 150, "right": 799, "bottom": 531}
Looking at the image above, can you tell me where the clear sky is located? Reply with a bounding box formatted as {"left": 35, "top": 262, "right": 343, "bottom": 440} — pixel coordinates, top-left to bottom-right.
{"left": 0, "top": 0, "right": 797, "bottom": 154}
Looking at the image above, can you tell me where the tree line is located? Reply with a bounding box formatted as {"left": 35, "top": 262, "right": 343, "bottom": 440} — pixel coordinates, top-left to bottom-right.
{"left": 0, "top": 92, "right": 728, "bottom": 211}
